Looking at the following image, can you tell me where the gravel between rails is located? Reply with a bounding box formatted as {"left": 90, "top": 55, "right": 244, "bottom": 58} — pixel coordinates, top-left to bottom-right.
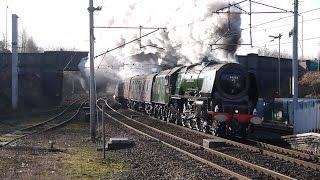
{"left": 105, "top": 106, "right": 269, "bottom": 179}
{"left": 103, "top": 111, "right": 233, "bottom": 180}
{"left": 0, "top": 105, "right": 230, "bottom": 179}
{"left": 110, "top": 102, "right": 320, "bottom": 180}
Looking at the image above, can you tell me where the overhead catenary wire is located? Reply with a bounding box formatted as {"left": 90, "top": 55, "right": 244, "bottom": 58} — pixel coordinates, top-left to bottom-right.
{"left": 94, "top": 28, "right": 161, "bottom": 59}
{"left": 62, "top": 52, "right": 78, "bottom": 71}
{"left": 242, "top": 7, "right": 320, "bottom": 30}
{"left": 213, "top": 15, "right": 320, "bottom": 47}
{"left": 94, "top": 28, "right": 165, "bottom": 70}
{"left": 213, "top": 0, "right": 293, "bottom": 47}
{"left": 94, "top": 26, "right": 166, "bottom": 30}
{"left": 215, "top": 0, "right": 293, "bottom": 14}
{"left": 252, "top": 36, "right": 320, "bottom": 48}
{"left": 93, "top": 17, "right": 318, "bottom": 62}
{"left": 91, "top": 0, "right": 318, "bottom": 68}
{"left": 247, "top": 17, "right": 320, "bottom": 33}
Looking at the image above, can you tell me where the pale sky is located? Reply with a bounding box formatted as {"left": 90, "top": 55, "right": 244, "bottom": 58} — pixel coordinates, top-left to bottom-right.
{"left": 1, "top": 0, "right": 319, "bottom": 59}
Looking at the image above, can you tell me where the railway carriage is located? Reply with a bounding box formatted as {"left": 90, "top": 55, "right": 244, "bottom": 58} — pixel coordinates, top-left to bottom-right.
{"left": 128, "top": 74, "right": 157, "bottom": 111}
{"left": 115, "top": 61, "right": 262, "bottom": 137}
{"left": 114, "top": 82, "right": 125, "bottom": 104}
{"left": 123, "top": 77, "right": 132, "bottom": 100}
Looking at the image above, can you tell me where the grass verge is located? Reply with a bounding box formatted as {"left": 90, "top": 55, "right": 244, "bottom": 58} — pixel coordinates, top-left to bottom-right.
{"left": 63, "top": 147, "right": 127, "bottom": 179}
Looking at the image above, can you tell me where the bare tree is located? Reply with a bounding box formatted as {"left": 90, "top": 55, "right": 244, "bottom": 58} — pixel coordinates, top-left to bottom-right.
{"left": 20, "top": 29, "right": 42, "bottom": 53}
{"left": 20, "top": 29, "right": 27, "bottom": 52}
{"left": 257, "top": 47, "right": 291, "bottom": 59}
{"left": 0, "top": 35, "right": 5, "bottom": 52}
{"left": 0, "top": 35, "right": 10, "bottom": 53}
{"left": 26, "top": 38, "right": 39, "bottom": 52}
{"left": 0, "top": 40, "right": 4, "bottom": 52}
{"left": 44, "top": 46, "right": 77, "bottom": 51}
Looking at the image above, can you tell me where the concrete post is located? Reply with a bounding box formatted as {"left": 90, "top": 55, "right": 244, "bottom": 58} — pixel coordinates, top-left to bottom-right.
{"left": 292, "top": 0, "right": 299, "bottom": 128}
{"left": 102, "top": 104, "right": 106, "bottom": 160}
{"left": 278, "top": 34, "right": 281, "bottom": 97}
{"left": 89, "top": 0, "right": 96, "bottom": 140}
{"left": 11, "top": 14, "right": 19, "bottom": 110}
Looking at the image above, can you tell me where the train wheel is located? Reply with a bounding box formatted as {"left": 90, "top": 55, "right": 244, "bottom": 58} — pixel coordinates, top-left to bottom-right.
{"left": 158, "top": 108, "right": 162, "bottom": 119}
{"left": 165, "top": 109, "right": 170, "bottom": 122}
{"left": 175, "top": 116, "right": 182, "bottom": 125}
{"left": 197, "top": 118, "right": 207, "bottom": 133}
{"left": 218, "top": 122, "right": 227, "bottom": 137}
{"left": 184, "top": 119, "right": 191, "bottom": 129}
{"left": 155, "top": 107, "right": 160, "bottom": 119}
{"left": 229, "top": 121, "right": 239, "bottom": 137}
{"left": 211, "top": 121, "right": 226, "bottom": 137}
{"left": 181, "top": 117, "right": 186, "bottom": 127}
{"left": 191, "top": 119, "right": 198, "bottom": 130}
{"left": 174, "top": 116, "right": 178, "bottom": 124}
{"left": 167, "top": 111, "right": 173, "bottom": 122}
{"left": 161, "top": 108, "right": 166, "bottom": 121}
{"left": 159, "top": 108, "right": 162, "bottom": 120}
{"left": 239, "top": 124, "right": 248, "bottom": 139}
{"left": 210, "top": 120, "right": 218, "bottom": 136}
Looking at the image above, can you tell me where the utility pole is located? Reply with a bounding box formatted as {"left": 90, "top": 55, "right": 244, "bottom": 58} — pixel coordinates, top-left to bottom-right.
{"left": 5, "top": 6, "right": 8, "bottom": 50}
{"left": 278, "top": 34, "right": 282, "bottom": 97}
{"left": 88, "top": 0, "right": 101, "bottom": 140}
{"left": 269, "top": 33, "right": 282, "bottom": 97}
{"left": 301, "top": 15, "right": 304, "bottom": 63}
{"left": 292, "top": 0, "right": 298, "bottom": 127}
{"left": 12, "top": 14, "right": 18, "bottom": 110}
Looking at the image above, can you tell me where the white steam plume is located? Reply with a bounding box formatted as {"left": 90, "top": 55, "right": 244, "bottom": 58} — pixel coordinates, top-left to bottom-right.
{"left": 78, "top": 0, "right": 243, "bottom": 94}
{"left": 96, "top": 0, "right": 242, "bottom": 65}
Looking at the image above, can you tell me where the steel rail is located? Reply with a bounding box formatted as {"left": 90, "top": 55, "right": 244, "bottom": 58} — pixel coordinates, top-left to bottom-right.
{"left": 128, "top": 106, "right": 320, "bottom": 170}
{"left": 244, "top": 138, "right": 318, "bottom": 161}
{"left": 0, "top": 99, "right": 85, "bottom": 147}
{"left": 18, "top": 99, "right": 82, "bottom": 132}
{"left": 0, "top": 106, "right": 62, "bottom": 119}
{"left": 96, "top": 99, "right": 249, "bottom": 180}
{"left": 103, "top": 99, "right": 295, "bottom": 180}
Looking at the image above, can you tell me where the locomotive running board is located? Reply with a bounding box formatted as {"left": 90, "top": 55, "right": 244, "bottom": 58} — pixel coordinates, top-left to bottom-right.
{"left": 171, "top": 95, "right": 209, "bottom": 101}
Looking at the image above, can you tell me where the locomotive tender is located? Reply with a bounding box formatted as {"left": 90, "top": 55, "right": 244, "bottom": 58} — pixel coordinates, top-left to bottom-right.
{"left": 115, "top": 61, "right": 262, "bottom": 137}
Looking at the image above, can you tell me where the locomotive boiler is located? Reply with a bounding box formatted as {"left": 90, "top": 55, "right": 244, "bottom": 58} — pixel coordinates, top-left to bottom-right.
{"left": 115, "top": 61, "right": 262, "bottom": 137}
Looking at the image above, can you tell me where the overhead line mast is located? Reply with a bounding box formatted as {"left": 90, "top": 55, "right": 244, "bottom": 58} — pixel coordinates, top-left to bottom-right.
{"left": 213, "top": 0, "right": 292, "bottom": 48}
{"left": 88, "top": 1, "right": 164, "bottom": 139}
{"left": 88, "top": 0, "right": 101, "bottom": 140}
{"left": 292, "top": 0, "right": 299, "bottom": 131}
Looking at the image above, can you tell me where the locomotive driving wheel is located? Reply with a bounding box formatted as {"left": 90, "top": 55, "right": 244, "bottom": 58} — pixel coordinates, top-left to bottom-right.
{"left": 167, "top": 110, "right": 174, "bottom": 122}
{"left": 197, "top": 118, "right": 207, "bottom": 133}
{"left": 210, "top": 120, "right": 218, "bottom": 136}
{"left": 239, "top": 124, "right": 248, "bottom": 138}
{"left": 211, "top": 120, "right": 226, "bottom": 137}
{"left": 175, "top": 115, "right": 183, "bottom": 125}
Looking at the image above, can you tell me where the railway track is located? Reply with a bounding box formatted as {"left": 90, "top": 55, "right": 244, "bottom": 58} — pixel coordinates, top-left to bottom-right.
{"left": 0, "top": 99, "right": 85, "bottom": 147}
{"left": 99, "top": 98, "right": 298, "bottom": 179}
{"left": 124, "top": 101, "right": 320, "bottom": 168}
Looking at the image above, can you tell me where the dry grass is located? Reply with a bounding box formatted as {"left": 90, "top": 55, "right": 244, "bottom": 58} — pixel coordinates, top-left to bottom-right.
{"left": 0, "top": 160, "right": 16, "bottom": 170}
{"left": 299, "top": 72, "right": 320, "bottom": 98}
{"left": 63, "top": 147, "right": 127, "bottom": 179}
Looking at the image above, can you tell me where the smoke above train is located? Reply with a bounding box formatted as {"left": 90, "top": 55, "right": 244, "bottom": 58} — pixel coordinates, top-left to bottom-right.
{"left": 78, "top": 0, "right": 243, "bottom": 93}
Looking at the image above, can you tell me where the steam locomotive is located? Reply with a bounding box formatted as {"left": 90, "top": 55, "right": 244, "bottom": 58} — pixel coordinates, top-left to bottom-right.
{"left": 115, "top": 61, "right": 262, "bottom": 137}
